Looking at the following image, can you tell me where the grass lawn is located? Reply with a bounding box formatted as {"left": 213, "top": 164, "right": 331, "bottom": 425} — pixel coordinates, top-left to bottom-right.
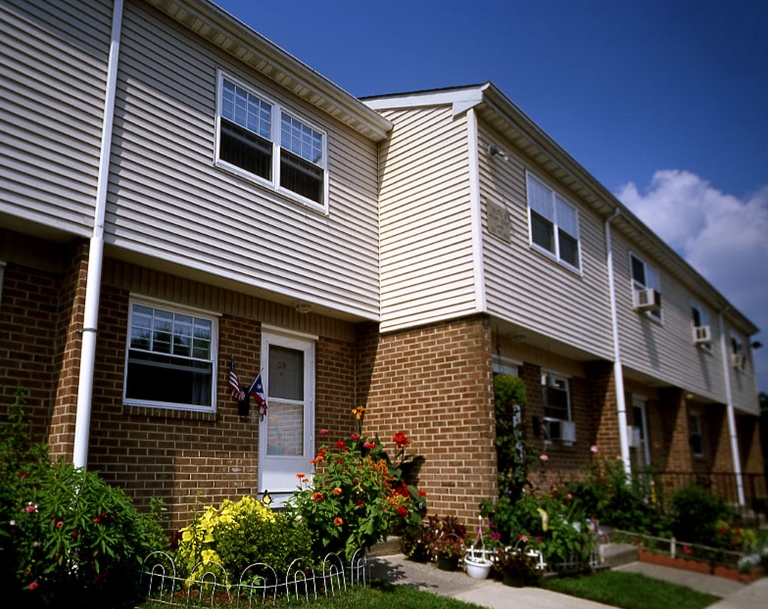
{"left": 141, "top": 581, "right": 485, "bottom": 609}
{"left": 542, "top": 570, "right": 720, "bottom": 609}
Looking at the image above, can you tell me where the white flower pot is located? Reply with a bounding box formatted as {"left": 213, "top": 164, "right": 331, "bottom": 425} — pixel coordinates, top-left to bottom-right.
{"left": 464, "top": 555, "right": 493, "bottom": 579}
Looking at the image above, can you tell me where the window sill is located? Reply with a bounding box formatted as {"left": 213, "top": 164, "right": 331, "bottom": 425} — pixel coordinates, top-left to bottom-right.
{"left": 124, "top": 404, "right": 218, "bottom": 422}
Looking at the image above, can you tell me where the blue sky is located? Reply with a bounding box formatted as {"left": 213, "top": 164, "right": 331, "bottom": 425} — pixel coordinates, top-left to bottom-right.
{"left": 215, "top": 0, "right": 768, "bottom": 394}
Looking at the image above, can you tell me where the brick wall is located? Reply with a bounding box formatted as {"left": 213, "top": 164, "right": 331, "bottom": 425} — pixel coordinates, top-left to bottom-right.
{"left": 359, "top": 316, "right": 497, "bottom": 523}
{"left": 0, "top": 262, "right": 60, "bottom": 440}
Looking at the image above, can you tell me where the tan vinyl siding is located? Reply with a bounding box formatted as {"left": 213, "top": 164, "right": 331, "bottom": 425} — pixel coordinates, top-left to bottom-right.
{"left": 0, "top": 0, "right": 110, "bottom": 235}
{"left": 612, "top": 230, "right": 728, "bottom": 401}
{"left": 478, "top": 123, "right": 613, "bottom": 359}
{"left": 377, "top": 106, "right": 477, "bottom": 331}
{"left": 106, "top": 1, "right": 379, "bottom": 319}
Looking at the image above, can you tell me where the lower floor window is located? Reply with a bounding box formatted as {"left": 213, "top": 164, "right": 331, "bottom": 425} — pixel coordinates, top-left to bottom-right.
{"left": 124, "top": 301, "right": 217, "bottom": 411}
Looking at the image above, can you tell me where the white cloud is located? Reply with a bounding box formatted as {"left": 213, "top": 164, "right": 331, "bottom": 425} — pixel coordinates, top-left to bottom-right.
{"left": 616, "top": 170, "right": 768, "bottom": 393}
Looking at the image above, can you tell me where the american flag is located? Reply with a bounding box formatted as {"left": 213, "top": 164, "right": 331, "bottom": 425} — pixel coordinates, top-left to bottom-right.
{"left": 248, "top": 373, "right": 268, "bottom": 419}
{"left": 228, "top": 359, "right": 245, "bottom": 401}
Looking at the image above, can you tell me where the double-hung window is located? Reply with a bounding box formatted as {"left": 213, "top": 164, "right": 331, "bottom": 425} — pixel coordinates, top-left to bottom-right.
{"left": 630, "top": 253, "right": 662, "bottom": 319}
{"left": 689, "top": 411, "right": 704, "bottom": 457}
{"left": 691, "top": 301, "right": 712, "bottom": 348}
{"left": 124, "top": 300, "right": 217, "bottom": 412}
{"left": 217, "top": 73, "right": 327, "bottom": 211}
{"left": 526, "top": 173, "right": 580, "bottom": 269}
{"left": 541, "top": 372, "right": 575, "bottom": 443}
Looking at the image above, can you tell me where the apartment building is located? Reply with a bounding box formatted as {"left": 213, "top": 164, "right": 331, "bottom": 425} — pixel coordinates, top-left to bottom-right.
{"left": 0, "top": 0, "right": 762, "bottom": 526}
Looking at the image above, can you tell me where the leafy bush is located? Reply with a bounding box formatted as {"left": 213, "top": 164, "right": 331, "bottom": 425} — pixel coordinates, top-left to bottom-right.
{"left": 564, "top": 454, "right": 668, "bottom": 535}
{"left": 671, "top": 485, "right": 732, "bottom": 546}
{"left": 493, "top": 374, "right": 529, "bottom": 499}
{"left": 287, "top": 407, "right": 427, "bottom": 560}
{"left": 177, "top": 495, "right": 312, "bottom": 581}
{"left": 0, "top": 389, "right": 167, "bottom": 605}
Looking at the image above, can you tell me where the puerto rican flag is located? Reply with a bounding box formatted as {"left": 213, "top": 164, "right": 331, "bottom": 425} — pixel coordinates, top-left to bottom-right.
{"left": 249, "top": 373, "right": 268, "bottom": 419}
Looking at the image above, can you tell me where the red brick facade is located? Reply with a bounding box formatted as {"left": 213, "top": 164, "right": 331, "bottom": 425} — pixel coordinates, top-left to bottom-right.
{"left": 0, "top": 237, "right": 764, "bottom": 529}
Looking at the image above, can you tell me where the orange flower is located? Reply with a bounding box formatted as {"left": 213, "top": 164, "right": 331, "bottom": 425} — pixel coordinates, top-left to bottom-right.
{"left": 296, "top": 472, "right": 306, "bottom": 479}
{"left": 312, "top": 492, "right": 324, "bottom": 502}
{"left": 333, "top": 487, "right": 343, "bottom": 495}
{"left": 333, "top": 516, "right": 344, "bottom": 526}
{"left": 418, "top": 489, "right": 427, "bottom": 497}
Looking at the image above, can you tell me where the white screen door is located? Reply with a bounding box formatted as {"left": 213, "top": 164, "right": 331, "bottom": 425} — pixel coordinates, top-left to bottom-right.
{"left": 258, "top": 329, "right": 314, "bottom": 505}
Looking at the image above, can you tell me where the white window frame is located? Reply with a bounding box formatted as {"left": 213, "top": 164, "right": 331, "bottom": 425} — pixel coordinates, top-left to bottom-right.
{"left": 123, "top": 298, "right": 219, "bottom": 413}
{"left": 689, "top": 411, "right": 705, "bottom": 458}
{"left": 525, "top": 172, "right": 581, "bottom": 271}
{"left": 691, "top": 300, "right": 712, "bottom": 352}
{"left": 730, "top": 332, "right": 747, "bottom": 371}
{"left": 629, "top": 252, "right": 662, "bottom": 321}
{"left": 215, "top": 71, "right": 329, "bottom": 214}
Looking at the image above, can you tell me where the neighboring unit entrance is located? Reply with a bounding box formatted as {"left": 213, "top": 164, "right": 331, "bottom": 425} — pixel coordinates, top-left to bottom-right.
{"left": 258, "top": 328, "right": 315, "bottom": 505}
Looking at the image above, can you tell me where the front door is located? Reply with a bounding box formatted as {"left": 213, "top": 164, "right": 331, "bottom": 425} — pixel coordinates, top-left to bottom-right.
{"left": 258, "top": 329, "right": 314, "bottom": 505}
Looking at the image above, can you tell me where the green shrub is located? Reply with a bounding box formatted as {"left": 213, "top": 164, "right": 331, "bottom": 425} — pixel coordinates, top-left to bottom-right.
{"left": 0, "top": 389, "right": 167, "bottom": 606}
{"left": 176, "top": 495, "right": 307, "bottom": 582}
{"left": 671, "top": 485, "right": 732, "bottom": 545}
{"left": 493, "top": 375, "right": 529, "bottom": 499}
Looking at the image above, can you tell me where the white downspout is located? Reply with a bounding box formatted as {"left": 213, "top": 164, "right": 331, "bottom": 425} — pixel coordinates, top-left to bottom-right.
{"left": 606, "top": 209, "right": 631, "bottom": 475}
{"left": 73, "top": 0, "right": 124, "bottom": 469}
{"left": 718, "top": 309, "right": 745, "bottom": 505}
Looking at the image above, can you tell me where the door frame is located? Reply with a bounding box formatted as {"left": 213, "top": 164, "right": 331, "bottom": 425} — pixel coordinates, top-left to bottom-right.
{"left": 257, "top": 325, "right": 316, "bottom": 505}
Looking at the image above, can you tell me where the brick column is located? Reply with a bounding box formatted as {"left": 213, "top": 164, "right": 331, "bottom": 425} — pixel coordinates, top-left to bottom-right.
{"left": 48, "top": 242, "right": 90, "bottom": 461}
{"left": 584, "top": 361, "right": 622, "bottom": 458}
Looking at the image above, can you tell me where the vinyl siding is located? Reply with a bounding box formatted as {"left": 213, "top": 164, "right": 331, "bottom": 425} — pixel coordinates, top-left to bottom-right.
{"left": 612, "top": 230, "right": 729, "bottom": 401}
{"left": 0, "top": 0, "right": 110, "bottom": 236}
{"left": 478, "top": 122, "right": 614, "bottom": 359}
{"left": 377, "top": 106, "right": 477, "bottom": 331}
{"left": 105, "top": 1, "right": 380, "bottom": 319}
{"left": 723, "top": 322, "right": 759, "bottom": 415}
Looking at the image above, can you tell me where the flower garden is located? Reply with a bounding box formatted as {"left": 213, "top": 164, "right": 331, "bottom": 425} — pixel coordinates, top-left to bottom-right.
{"left": 2, "top": 383, "right": 767, "bottom": 607}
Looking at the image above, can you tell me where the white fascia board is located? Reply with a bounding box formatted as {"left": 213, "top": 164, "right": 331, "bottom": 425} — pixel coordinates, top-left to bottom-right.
{"left": 363, "top": 85, "right": 488, "bottom": 117}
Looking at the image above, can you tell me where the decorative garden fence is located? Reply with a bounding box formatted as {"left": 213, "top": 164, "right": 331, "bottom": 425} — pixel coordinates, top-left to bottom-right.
{"left": 141, "top": 549, "right": 369, "bottom": 606}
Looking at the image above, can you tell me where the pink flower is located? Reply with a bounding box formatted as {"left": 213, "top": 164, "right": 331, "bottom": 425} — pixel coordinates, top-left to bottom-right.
{"left": 25, "top": 505, "right": 37, "bottom": 513}
{"left": 350, "top": 433, "right": 360, "bottom": 441}
{"left": 363, "top": 442, "right": 377, "bottom": 450}
{"left": 590, "top": 445, "right": 599, "bottom": 453}
{"left": 28, "top": 582, "right": 39, "bottom": 591}
{"left": 539, "top": 454, "right": 549, "bottom": 462}
{"left": 566, "top": 493, "right": 573, "bottom": 500}
{"left": 682, "top": 544, "right": 692, "bottom": 555}
{"left": 319, "top": 429, "right": 329, "bottom": 435}
{"left": 56, "top": 521, "right": 64, "bottom": 529}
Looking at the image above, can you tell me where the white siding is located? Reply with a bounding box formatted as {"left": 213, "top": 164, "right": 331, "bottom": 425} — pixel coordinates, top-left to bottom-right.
{"left": 612, "top": 230, "right": 729, "bottom": 401}
{"left": 377, "top": 106, "right": 477, "bottom": 331}
{"left": 0, "top": 0, "right": 110, "bottom": 236}
{"left": 478, "top": 123, "right": 613, "bottom": 359}
{"left": 105, "top": 1, "right": 380, "bottom": 320}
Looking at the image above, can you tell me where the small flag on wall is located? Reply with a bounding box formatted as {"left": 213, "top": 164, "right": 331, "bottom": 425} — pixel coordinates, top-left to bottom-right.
{"left": 249, "top": 373, "right": 268, "bottom": 420}
{"left": 229, "top": 359, "right": 245, "bottom": 401}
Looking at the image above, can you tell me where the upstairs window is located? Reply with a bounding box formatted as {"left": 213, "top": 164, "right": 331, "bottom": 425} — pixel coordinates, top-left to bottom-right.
{"left": 124, "top": 301, "right": 217, "bottom": 412}
{"left": 630, "top": 253, "right": 662, "bottom": 319}
{"left": 691, "top": 301, "right": 712, "bottom": 348}
{"left": 526, "top": 173, "right": 580, "bottom": 269}
{"left": 216, "top": 73, "right": 327, "bottom": 210}
{"left": 730, "top": 333, "right": 746, "bottom": 371}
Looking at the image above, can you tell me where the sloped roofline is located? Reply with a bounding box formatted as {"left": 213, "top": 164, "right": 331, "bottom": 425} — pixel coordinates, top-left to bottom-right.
{"left": 142, "top": 0, "right": 392, "bottom": 142}
{"left": 363, "top": 83, "right": 758, "bottom": 335}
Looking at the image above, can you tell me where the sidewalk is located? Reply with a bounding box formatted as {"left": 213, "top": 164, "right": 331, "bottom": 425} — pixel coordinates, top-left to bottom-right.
{"left": 368, "top": 553, "right": 767, "bottom": 609}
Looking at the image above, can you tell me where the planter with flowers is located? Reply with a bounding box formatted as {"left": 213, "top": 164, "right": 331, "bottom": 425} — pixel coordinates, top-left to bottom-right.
{"left": 422, "top": 515, "right": 467, "bottom": 571}
{"left": 464, "top": 517, "right": 500, "bottom": 579}
{"left": 494, "top": 536, "right": 546, "bottom": 587}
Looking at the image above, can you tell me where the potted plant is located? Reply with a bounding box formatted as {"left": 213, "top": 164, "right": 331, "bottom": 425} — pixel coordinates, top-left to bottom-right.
{"left": 425, "top": 515, "right": 466, "bottom": 571}
{"left": 494, "top": 536, "right": 545, "bottom": 587}
{"left": 464, "top": 518, "right": 499, "bottom": 579}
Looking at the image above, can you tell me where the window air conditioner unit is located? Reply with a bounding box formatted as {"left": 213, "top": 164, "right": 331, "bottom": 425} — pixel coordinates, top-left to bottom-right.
{"left": 560, "top": 420, "right": 576, "bottom": 443}
{"left": 693, "top": 325, "right": 711, "bottom": 345}
{"left": 731, "top": 353, "right": 745, "bottom": 369}
{"left": 634, "top": 288, "right": 661, "bottom": 312}
{"left": 627, "top": 426, "right": 641, "bottom": 448}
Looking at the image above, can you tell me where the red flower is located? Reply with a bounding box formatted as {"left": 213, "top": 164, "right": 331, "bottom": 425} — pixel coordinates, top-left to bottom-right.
{"left": 418, "top": 489, "right": 427, "bottom": 497}
{"left": 335, "top": 440, "right": 347, "bottom": 449}
{"left": 28, "top": 582, "right": 39, "bottom": 591}
{"left": 393, "top": 432, "right": 410, "bottom": 448}
{"left": 312, "top": 492, "right": 324, "bottom": 502}
{"left": 397, "top": 506, "right": 408, "bottom": 518}
{"left": 363, "top": 442, "right": 376, "bottom": 450}
{"left": 333, "top": 517, "right": 344, "bottom": 526}
{"left": 319, "top": 429, "right": 329, "bottom": 435}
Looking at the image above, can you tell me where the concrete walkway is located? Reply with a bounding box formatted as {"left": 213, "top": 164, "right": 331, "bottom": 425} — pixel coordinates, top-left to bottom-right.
{"left": 369, "top": 553, "right": 767, "bottom": 609}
